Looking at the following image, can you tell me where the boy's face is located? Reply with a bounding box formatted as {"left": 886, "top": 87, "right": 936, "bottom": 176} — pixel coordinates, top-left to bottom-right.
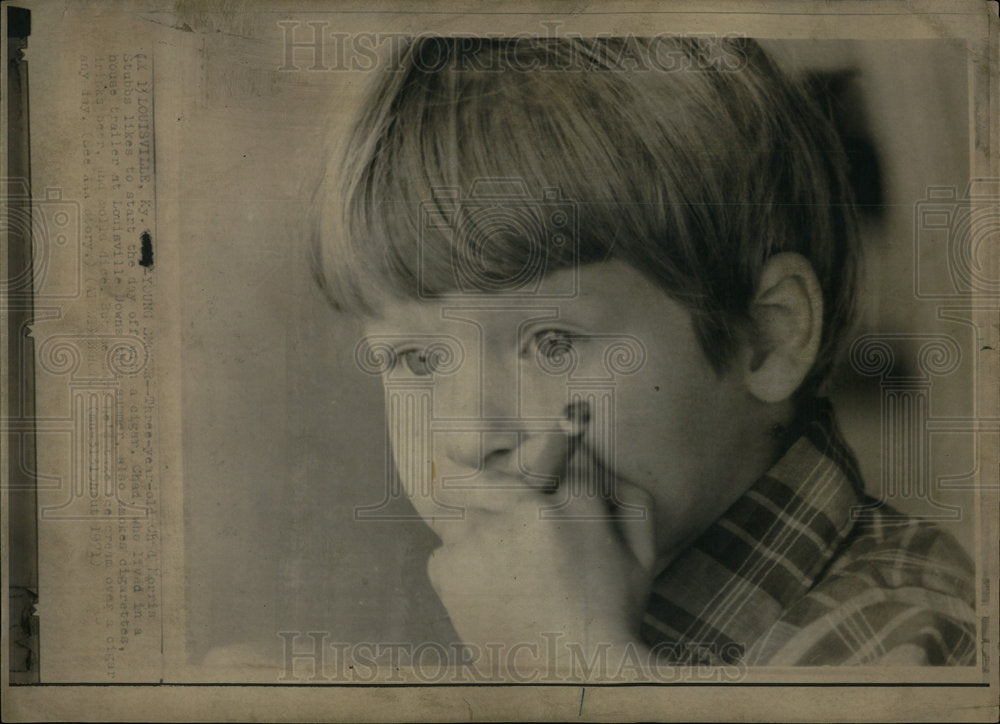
{"left": 363, "top": 260, "right": 763, "bottom": 566}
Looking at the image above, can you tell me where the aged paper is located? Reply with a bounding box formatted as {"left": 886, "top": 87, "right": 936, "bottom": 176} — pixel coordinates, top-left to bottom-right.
{"left": 2, "top": 0, "right": 998, "bottom": 720}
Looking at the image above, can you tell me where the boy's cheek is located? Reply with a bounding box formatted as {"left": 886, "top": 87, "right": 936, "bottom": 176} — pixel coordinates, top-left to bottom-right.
{"left": 571, "top": 388, "right": 691, "bottom": 554}
{"left": 516, "top": 370, "right": 577, "bottom": 422}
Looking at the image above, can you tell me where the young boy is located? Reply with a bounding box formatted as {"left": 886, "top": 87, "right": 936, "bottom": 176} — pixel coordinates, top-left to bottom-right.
{"left": 315, "top": 36, "right": 976, "bottom": 671}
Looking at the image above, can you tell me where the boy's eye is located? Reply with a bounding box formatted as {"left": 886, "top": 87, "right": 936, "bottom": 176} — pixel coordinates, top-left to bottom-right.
{"left": 397, "top": 349, "right": 436, "bottom": 376}
{"left": 531, "top": 329, "right": 576, "bottom": 361}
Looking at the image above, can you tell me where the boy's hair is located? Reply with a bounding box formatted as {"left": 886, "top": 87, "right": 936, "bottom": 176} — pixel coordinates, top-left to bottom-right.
{"left": 314, "top": 36, "right": 860, "bottom": 395}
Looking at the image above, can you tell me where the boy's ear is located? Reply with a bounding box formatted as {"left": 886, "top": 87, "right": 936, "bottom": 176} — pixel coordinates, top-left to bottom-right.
{"left": 742, "top": 253, "right": 823, "bottom": 404}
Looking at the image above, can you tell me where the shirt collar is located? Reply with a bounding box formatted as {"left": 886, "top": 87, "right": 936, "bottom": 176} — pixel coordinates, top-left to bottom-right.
{"left": 640, "top": 398, "right": 865, "bottom": 663}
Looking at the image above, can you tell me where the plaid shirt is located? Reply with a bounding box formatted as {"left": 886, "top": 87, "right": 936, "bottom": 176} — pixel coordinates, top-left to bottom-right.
{"left": 640, "top": 399, "right": 978, "bottom": 666}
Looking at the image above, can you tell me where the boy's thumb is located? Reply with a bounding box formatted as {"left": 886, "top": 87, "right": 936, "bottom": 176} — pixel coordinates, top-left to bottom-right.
{"left": 563, "top": 447, "right": 658, "bottom": 576}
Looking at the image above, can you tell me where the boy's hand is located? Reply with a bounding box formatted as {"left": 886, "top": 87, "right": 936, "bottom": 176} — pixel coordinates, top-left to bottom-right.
{"left": 420, "top": 432, "right": 657, "bottom": 676}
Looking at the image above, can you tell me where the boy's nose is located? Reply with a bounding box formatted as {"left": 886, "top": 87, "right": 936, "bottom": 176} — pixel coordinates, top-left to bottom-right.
{"left": 437, "top": 428, "right": 510, "bottom": 472}
{"left": 441, "top": 429, "right": 567, "bottom": 484}
{"left": 480, "top": 431, "right": 517, "bottom": 469}
{"left": 436, "top": 392, "right": 565, "bottom": 476}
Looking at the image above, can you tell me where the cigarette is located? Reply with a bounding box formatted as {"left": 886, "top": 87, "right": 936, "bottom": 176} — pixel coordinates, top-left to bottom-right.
{"left": 559, "top": 400, "right": 591, "bottom": 438}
